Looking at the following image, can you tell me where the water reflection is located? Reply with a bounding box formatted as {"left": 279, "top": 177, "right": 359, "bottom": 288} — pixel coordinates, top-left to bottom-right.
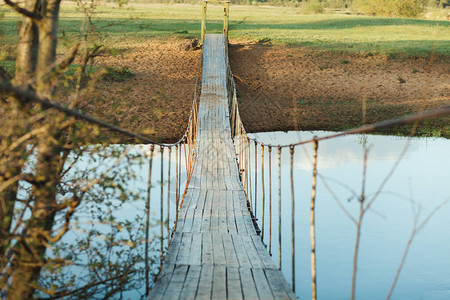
{"left": 247, "top": 131, "right": 450, "bottom": 300}
{"left": 42, "top": 145, "right": 188, "bottom": 299}
{"left": 46, "top": 133, "right": 449, "bottom": 299}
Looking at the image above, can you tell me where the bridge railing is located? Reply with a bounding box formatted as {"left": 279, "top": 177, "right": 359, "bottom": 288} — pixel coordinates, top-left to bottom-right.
{"left": 200, "top": 0, "right": 231, "bottom": 45}
{"left": 223, "top": 36, "right": 450, "bottom": 298}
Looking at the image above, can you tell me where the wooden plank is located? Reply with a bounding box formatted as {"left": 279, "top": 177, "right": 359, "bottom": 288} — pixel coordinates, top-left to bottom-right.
{"left": 201, "top": 202, "right": 211, "bottom": 232}
{"left": 234, "top": 210, "right": 248, "bottom": 235}
{"left": 251, "top": 235, "right": 278, "bottom": 270}
{"left": 204, "top": 189, "right": 213, "bottom": 215}
{"left": 177, "top": 233, "right": 192, "bottom": 265}
{"left": 222, "top": 233, "right": 239, "bottom": 268}
{"left": 241, "top": 235, "right": 264, "bottom": 269}
{"left": 218, "top": 209, "right": 228, "bottom": 233}
{"left": 163, "top": 265, "right": 189, "bottom": 299}
{"left": 252, "top": 268, "right": 275, "bottom": 300}
{"left": 202, "top": 232, "right": 213, "bottom": 265}
{"left": 227, "top": 210, "right": 237, "bottom": 234}
{"left": 224, "top": 175, "right": 233, "bottom": 190}
{"left": 180, "top": 265, "right": 201, "bottom": 300}
{"left": 180, "top": 187, "right": 194, "bottom": 214}
{"left": 211, "top": 232, "right": 226, "bottom": 266}
{"left": 192, "top": 208, "right": 203, "bottom": 233}
{"left": 239, "top": 267, "right": 259, "bottom": 299}
{"left": 218, "top": 190, "right": 227, "bottom": 212}
{"left": 227, "top": 267, "right": 243, "bottom": 300}
{"left": 197, "top": 188, "right": 207, "bottom": 212}
{"left": 164, "top": 232, "right": 182, "bottom": 265}
{"left": 243, "top": 210, "right": 257, "bottom": 235}
{"left": 212, "top": 266, "right": 227, "bottom": 299}
{"left": 148, "top": 263, "right": 175, "bottom": 300}
{"left": 231, "top": 234, "right": 252, "bottom": 269}
{"left": 265, "top": 269, "right": 293, "bottom": 300}
{"left": 210, "top": 209, "right": 219, "bottom": 232}
{"left": 234, "top": 190, "right": 248, "bottom": 211}
{"left": 196, "top": 265, "right": 213, "bottom": 300}
{"left": 189, "top": 233, "right": 202, "bottom": 266}
{"left": 182, "top": 209, "right": 194, "bottom": 233}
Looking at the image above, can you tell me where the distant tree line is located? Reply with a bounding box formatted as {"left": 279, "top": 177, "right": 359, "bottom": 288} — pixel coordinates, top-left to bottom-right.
{"left": 114, "top": 0, "right": 448, "bottom": 17}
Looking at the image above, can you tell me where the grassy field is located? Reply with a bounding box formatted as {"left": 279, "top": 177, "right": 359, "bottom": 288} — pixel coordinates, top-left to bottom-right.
{"left": 1, "top": 3, "right": 449, "bottom": 57}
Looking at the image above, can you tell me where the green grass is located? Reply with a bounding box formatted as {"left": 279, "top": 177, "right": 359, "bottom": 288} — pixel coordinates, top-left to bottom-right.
{"left": 0, "top": 3, "right": 449, "bottom": 57}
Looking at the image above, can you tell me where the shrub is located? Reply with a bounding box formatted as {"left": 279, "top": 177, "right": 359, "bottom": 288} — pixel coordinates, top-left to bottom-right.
{"left": 395, "top": 0, "right": 428, "bottom": 17}
{"left": 352, "top": 0, "right": 427, "bottom": 17}
{"left": 302, "top": 0, "right": 324, "bottom": 14}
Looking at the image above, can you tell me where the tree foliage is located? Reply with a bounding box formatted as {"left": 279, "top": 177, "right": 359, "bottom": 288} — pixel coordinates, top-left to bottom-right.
{"left": 0, "top": 0, "right": 156, "bottom": 298}
{"left": 351, "top": 0, "right": 428, "bottom": 17}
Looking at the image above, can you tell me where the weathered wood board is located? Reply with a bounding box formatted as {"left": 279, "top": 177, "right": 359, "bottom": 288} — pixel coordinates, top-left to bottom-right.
{"left": 147, "top": 34, "right": 296, "bottom": 300}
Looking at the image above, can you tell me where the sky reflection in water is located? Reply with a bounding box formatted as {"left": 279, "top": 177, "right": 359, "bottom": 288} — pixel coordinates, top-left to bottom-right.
{"left": 247, "top": 131, "right": 450, "bottom": 300}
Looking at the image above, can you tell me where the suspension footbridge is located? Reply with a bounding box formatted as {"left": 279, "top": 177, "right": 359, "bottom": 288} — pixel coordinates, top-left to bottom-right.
{"left": 2, "top": 1, "right": 449, "bottom": 298}
{"left": 147, "top": 33, "right": 296, "bottom": 300}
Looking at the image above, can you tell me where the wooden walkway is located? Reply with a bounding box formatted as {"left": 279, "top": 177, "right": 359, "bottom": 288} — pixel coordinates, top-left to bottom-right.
{"left": 148, "top": 34, "right": 296, "bottom": 300}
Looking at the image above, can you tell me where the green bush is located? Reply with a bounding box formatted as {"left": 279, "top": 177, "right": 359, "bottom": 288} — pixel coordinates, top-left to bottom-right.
{"left": 395, "top": 0, "right": 428, "bottom": 17}
{"left": 302, "top": 0, "right": 324, "bottom": 14}
{"left": 352, "top": 0, "right": 428, "bottom": 17}
{"left": 323, "top": 0, "right": 350, "bottom": 9}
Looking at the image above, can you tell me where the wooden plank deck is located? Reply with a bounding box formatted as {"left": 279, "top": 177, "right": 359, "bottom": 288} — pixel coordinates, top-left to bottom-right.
{"left": 147, "top": 34, "right": 296, "bottom": 300}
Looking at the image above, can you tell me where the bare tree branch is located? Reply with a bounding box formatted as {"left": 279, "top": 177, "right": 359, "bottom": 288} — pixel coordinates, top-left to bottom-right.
{"left": 3, "top": 0, "right": 42, "bottom": 19}
{"left": 386, "top": 198, "right": 449, "bottom": 300}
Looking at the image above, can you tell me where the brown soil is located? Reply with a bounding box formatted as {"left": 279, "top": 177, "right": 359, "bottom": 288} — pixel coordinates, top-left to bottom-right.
{"left": 81, "top": 39, "right": 202, "bottom": 143}
{"left": 228, "top": 43, "right": 450, "bottom": 136}
{"left": 3, "top": 40, "right": 449, "bottom": 142}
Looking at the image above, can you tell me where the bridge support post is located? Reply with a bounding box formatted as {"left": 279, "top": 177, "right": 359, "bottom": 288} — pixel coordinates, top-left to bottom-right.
{"left": 223, "top": 2, "right": 229, "bottom": 38}
{"left": 200, "top": 1, "right": 207, "bottom": 45}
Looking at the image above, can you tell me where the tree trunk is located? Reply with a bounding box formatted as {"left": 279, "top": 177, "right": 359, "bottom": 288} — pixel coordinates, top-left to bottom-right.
{"left": 0, "top": 113, "right": 29, "bottom": 262}
{"left": 6, "top": 0, "right": 64, "bottom": 298}
{"left": 7, "top": 119, "right": 63, "bottom": 300}
{"left": 0, "top": 0, "right": 40, "bottom": 261}
{"left": 14, "top": 0, "right": 39, "bottom": 89}
{"left": 36, "top": 0, "right": 61, "bottom": 98}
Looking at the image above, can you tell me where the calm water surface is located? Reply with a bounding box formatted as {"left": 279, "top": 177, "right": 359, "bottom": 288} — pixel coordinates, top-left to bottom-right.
{"left": 52, "top": 132, "right": 449, "bottom": 299}
{"left": 247, "top": 131, "right": 450, "bottom": 300}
